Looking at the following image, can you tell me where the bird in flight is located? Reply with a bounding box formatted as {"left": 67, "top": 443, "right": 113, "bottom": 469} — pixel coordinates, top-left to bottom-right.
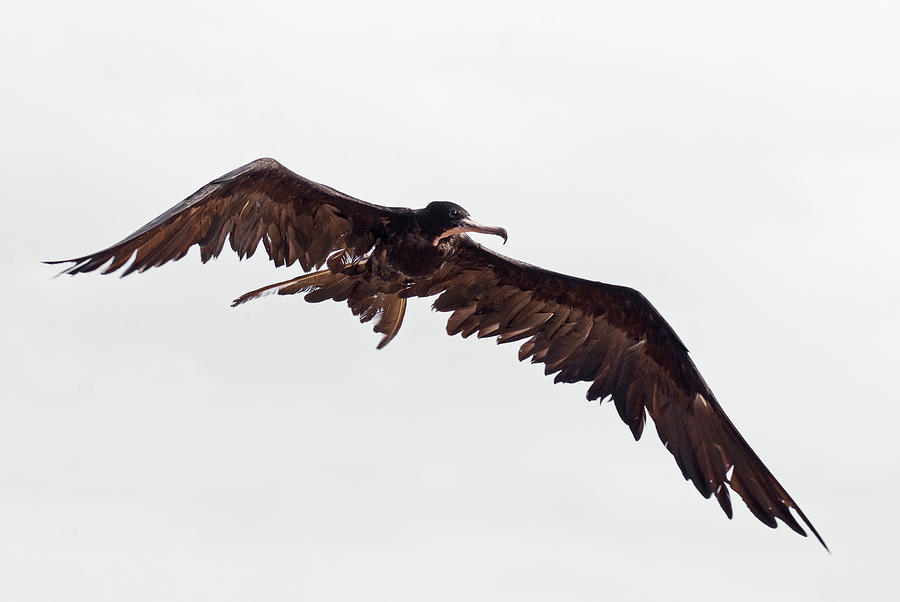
{"left": 48, "top": 158, "right": 825, "bottom": 548}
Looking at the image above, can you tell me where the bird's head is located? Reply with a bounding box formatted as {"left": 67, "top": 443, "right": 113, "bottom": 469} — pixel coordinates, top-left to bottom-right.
{"left": 419, "top": 201, "right": 508, "bottom": 246}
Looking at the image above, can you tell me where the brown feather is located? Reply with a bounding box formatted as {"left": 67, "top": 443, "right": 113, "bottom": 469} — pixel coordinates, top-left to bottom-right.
{"left": 48, "top": 158, "right": 396, "bottom": 277}
{"left": 374, "top": 296, "right": 407, "bottom": 349}
{"left": 405, "top": 237, "right": 826, "bottom": 549}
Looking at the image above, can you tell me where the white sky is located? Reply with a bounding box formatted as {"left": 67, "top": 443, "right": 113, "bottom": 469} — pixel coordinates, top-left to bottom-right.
{"left": 3, "top": 1, "right": 899, "bottom": 600}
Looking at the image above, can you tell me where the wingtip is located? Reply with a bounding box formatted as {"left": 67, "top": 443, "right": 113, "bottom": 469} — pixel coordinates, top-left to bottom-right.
{"left": 809, "top": 523, "right": 830, "bottom": 553}
{"left": 791, "top": 504, "right": 829, "bottom": 552}
{"left": 43, "top": 259, "right": 76, "bottom": 278}
{"left": 797, "top": 524, "right": 830, "bottom": 553}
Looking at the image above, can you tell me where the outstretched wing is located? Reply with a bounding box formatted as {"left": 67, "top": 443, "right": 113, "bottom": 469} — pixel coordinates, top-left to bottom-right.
{"left": 405, "top": 238, "right": 826, "bottom": 548}
{"left": 47, "top": 158, "right": 399, "bottom": 275}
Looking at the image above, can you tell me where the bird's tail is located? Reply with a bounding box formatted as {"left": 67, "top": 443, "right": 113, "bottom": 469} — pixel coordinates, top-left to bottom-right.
{"left": 231, "top": 268, "right": 407, "bottom": 349}
{"left": 231, "top": 270, "right": 343, "bottom": 307}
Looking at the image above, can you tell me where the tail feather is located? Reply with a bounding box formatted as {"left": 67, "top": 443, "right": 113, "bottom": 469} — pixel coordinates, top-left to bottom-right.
{"left": 231, "top": 270, "right": 337, "bottom": 307}
{"left": 232, "top": 269, "right": 409, "bottom": 348}
{"left": 373, "top": 296, "right": 407, "bottom": 349}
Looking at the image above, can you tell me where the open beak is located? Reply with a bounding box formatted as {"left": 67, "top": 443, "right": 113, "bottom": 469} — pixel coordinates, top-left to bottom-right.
{"left": 436, "top": 218, "right": 508, "bottom": 245}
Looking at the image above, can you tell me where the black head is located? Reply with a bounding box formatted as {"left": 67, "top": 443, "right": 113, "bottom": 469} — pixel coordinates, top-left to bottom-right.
{"left": 418, "top": 201, "right": 508, "bottom": 245}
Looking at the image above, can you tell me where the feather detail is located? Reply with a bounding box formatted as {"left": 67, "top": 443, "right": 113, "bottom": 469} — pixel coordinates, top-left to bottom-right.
{"left": 231, "top": 270, "right": 338, "bottom": 307}
{"left": 232, "top": 266, "right": 408, "bottom": 348}
{"left": 374, "top": 296, "right": 407, "bottom": 349}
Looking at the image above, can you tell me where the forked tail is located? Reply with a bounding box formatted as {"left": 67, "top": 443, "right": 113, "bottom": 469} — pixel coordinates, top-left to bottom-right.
{"left": 232, "top": 269, "right": 407, "bottom": 349}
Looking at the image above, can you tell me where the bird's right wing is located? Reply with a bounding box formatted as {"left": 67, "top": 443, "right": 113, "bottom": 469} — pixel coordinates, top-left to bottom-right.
{"left": 47, "top": 158, "right": 400, "bottom": 275}
{"left": 403, "top": 238, "right": 826, "bottom": 548}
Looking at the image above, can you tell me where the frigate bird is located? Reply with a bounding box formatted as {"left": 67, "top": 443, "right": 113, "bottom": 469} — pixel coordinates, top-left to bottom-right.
{"left": 47, "top": 158, "right": 826, "bottom": 548}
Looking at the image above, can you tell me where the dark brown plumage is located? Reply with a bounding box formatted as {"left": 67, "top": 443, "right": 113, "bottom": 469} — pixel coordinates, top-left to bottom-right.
{"left": 48, "top": 158, "right": 826, "bottom": 549}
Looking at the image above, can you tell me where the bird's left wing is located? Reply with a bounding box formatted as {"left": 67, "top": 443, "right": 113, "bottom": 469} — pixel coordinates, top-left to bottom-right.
{"left": 403, "top": 238, "right": 826, "bottom": 548}
{"left": 47, "top": 158, "right": 399, "bottom": 276}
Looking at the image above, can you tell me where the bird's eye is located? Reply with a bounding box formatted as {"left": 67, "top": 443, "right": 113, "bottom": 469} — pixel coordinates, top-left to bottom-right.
{"left": 450, "top": 210, "right": 461, "bottom": 220}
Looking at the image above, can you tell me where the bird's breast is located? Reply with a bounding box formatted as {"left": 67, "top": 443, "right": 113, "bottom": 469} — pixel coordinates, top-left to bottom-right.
{"left": 379, "top": 236, "right": 453, "bottom": 280}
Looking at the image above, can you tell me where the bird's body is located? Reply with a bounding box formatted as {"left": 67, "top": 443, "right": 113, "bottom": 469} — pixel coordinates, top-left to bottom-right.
{"left": 48, "top": 158, "right": 826, "bottom": 548}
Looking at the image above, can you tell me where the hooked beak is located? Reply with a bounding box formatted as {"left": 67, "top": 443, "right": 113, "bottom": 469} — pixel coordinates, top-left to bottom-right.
{"left": 435, "top": 218, "right": 508, "bottom": 245}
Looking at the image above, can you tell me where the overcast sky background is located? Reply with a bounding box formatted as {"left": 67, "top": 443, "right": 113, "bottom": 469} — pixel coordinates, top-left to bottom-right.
{"left": 2, "top": 1, "right": 899, "bottom": 600}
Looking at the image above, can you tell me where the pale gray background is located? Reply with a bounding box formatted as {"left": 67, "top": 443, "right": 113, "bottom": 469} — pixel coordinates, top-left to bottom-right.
{"left": 3, "top": 1, "right": 898, "bottom": 600}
